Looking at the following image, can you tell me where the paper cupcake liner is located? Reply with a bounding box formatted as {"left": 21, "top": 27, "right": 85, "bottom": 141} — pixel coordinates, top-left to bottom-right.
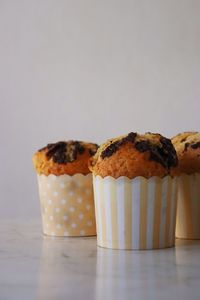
{"left": 176, "top": 173, "right": 200, "bottom": 239}
{"left": 37, "top": 173, "right": 96, "bottom": 237}
{"left": 93, "top": 175, "right": 177, "bottom": 250}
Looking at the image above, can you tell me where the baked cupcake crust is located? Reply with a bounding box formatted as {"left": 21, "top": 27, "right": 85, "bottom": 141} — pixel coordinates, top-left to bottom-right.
{"left": 89, "top": 132, "right": 178, "bottom": 179}
{"left": 172, "top": 132, "right": 200, "bottom": 174}
{"left": 33, "top": 141, "right": 99, "bottom": 176}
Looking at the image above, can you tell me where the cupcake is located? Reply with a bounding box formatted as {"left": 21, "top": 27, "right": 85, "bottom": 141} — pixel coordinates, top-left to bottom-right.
{"left": 89, "top": 132, "right": 178, "bottom": 250}
{"left": 33, "top": 140, "right": 98, "bottom": 237}
{"left": 172, "top": 132, "right": 200, "bottom": 239}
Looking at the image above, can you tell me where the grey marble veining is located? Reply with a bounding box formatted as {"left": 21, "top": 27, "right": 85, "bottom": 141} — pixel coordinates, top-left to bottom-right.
{"left": 0, "top": 221, "right": 200, "bottom": 300}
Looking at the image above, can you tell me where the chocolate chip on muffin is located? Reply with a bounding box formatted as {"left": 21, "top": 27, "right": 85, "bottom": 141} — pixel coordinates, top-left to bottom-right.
{"left": 101, "top": 132, "right": 137, "bottom": 159}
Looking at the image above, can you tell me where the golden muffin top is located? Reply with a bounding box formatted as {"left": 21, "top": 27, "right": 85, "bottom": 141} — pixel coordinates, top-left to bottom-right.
{"left": 33, "top": 140, "right": 99, "bottom": 176}
{"left": 89, "top": 132, "right": 178, "bottom": 179}
{"left": 172, "top": 132, "right": 200, "bottom": 153}
{"left": 172, "top": 132, "right": 200, "bottom": 174}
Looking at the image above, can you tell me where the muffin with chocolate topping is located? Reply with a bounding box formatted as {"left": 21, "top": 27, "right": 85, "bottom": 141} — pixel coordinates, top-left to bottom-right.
{"left": 172, "top": 132, "right": 200, "bottom": 239}
{"left": 172, "top": 132, "right": 200, "bottom": 174}
{"left": 33, "top": 140, "right": 98, "bottom": 176}
{"left": 90, "top": 132, "right": 178, "bottom": 178}
{"left": 91, "top": 132, "right": 178, "bottom": 250}
{"left": 33, "top": 140, "right": 98, "bottom": 237}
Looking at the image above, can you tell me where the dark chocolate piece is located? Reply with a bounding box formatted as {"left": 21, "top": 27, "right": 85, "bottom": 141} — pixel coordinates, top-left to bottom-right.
{"left": 135, "top": 140, "right": 150, "bottom": 152}
{"left": 89, "top": 144, "right": 99, "bottom": 156}
{"left": 135, "top": 137, "right": 178, "bottom": 169}
{"left": 101, "top": 132, "right": 137, "bottom": 159}
{"left": 191, "top": 142, "right": 200, "bottom": 149}
{"left": 122, "top": 132, "right": 137, "bottom": 143}
{"left": 160, "top": 137, "right": 178, "bottom": 168}
{"left": 39, "top": 141, "right": 86, "bottom": 164}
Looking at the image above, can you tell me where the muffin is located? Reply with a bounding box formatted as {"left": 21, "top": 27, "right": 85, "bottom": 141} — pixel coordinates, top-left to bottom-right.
{"left": 33, "top": 141, "right": 98, "bottom": 176}
{"left": 90, "top": 132, "right": 178, "bottom": 250}
{"left": 90, "top": 132, "right": 178, "bottom": 178}
{"left": 172, "top": 132, "right": 200, "bottom": 239}
{"left": 172, "top": 132, "right": 200, "bottom": 174}
{"left": 33, "top": 140, "right": 98, "bottom": 237}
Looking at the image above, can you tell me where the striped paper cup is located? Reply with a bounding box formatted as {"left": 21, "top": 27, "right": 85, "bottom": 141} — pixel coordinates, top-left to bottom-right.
{"left": 176, "top": 173, "right": 200, "bottom": 239}
{"left": 93, "top": 175, "right": 177, "bottom": 250}
{"left": 37, "top": 173, "right": 96, "bottom": 237}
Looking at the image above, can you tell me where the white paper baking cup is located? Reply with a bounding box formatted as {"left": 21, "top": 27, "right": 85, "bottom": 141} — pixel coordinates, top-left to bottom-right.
{"left": 93, "top": 175, "right": 177, "bottom": 250}
{"left": 37, "top": 173, "right": 96, "bottom": 237}
{"left": 176, "top": 173, "right": 200, "bottom": 239}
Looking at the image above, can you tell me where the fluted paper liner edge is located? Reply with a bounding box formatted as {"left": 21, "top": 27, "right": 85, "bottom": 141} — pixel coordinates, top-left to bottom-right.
{"left": 93, "top": 175, "right": 177, "bottom": 250}
{"left": 37, "top": 173, "right": 96, "bottom": 237}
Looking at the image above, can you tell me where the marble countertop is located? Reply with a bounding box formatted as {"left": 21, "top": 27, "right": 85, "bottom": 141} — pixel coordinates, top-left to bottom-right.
{"left": 1, "top": 221, "right": 200, "bottom": 300}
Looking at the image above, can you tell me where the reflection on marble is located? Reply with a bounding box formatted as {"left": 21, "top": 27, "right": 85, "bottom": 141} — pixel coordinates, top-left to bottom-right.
{"left": 37, "top": 235, "right": 97, "bottom": 300}
{"left": 95, "top": 247, "right": 179, "bottom": 299}
{"left": 0, "top": 221, "right": 200, "bottom": 300}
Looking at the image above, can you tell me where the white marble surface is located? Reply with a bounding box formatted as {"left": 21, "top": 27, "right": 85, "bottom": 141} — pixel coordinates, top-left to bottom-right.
{"left": 1, "top": 221, "right": 200, "bottom": 300}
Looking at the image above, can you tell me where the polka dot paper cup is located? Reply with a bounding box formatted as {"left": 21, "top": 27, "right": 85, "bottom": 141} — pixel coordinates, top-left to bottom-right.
{"left": 93, "top": 175, "right": 177, "bottom": 250}
{"left": 37, "top": 174, "right": 96, "bottom": 237}
{"left": 176, "top": 173, "right": 200, "bottom": 239}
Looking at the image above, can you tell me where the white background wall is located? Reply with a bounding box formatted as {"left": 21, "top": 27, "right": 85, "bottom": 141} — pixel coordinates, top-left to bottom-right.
{"left": 1, "top": 0, "right": 200, "bottom": 219}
